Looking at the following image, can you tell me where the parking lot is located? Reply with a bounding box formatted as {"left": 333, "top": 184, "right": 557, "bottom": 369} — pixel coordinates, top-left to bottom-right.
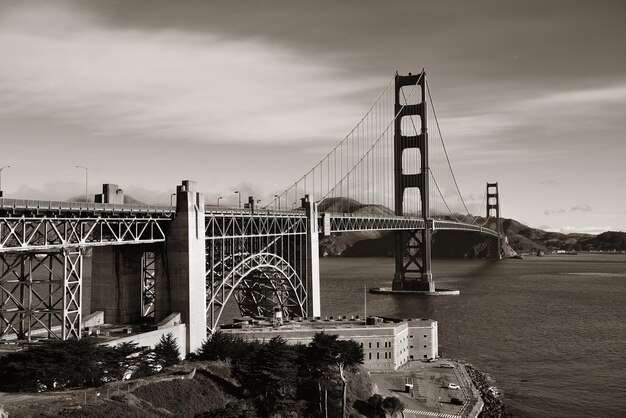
{"left": 368, "top": 360, "right": 470, "bottom": 416}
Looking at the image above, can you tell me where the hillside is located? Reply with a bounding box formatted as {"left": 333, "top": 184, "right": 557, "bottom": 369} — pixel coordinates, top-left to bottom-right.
{"left": 317, "top": 198, "right": 626, "bottom": 256}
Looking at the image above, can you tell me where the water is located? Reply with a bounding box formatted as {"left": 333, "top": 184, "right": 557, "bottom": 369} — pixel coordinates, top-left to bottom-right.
{"left": 318, "top": 254, "right": 626, "bottom": 418}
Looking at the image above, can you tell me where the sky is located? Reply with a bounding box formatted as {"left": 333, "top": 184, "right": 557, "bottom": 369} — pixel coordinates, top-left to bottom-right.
{"left": 0, "top": 0, "right": 624, "bottom": 234}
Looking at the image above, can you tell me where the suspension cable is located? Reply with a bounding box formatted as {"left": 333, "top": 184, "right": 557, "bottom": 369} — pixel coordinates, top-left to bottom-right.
{"left": 426, "top": 80, "right": 472, "bottom": 216}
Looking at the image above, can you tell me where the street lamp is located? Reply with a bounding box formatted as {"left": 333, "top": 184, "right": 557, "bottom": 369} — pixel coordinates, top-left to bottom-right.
{"left": 234, "top": 191, "right": 241, "bottom": 209}
{"left": 170, "top": 193, "right": 176, "bottom": 206}
{"left": 75, "top": 165, "right": 88, "bottom": 202}
{"left": 0, "top": 165, "right": 10, "bottom": 197}
{"left": 217, "top": 196, "right": 222, "bottom": 207}
{"left": 274, "top": 194, "right": 281, "bottom": 210}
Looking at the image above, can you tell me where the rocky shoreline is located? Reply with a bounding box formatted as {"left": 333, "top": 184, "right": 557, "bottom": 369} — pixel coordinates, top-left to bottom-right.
{"left": 464, "top": 364, "right": 511, "bottom": 418}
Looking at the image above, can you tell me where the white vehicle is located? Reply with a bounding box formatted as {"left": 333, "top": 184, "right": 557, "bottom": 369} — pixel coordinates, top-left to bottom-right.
{"left": 447, "top": 383, "right": 460, "bottom": 390}
{"left": 440, "top": 363, "right": 454, "bottom": 369}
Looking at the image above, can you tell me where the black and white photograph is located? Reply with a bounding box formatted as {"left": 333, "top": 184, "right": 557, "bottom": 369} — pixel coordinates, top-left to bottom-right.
{"left": 0, "top": 1, "right": 624, "bottom": 417}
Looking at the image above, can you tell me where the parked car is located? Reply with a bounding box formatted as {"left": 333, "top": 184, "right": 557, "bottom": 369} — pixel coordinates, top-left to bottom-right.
{"left": 447, "top": 383, "right": 460, "bottom": 390}
{"left": 440, "top": 363, "right": 454, "bottom": 368}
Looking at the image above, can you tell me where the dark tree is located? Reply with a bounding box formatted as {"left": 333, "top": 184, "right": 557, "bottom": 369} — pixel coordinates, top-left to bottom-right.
{"left": 196, "top": 332, "right": 254, "bottom": 363}
{"left": 153, "top": 332, "right": 181, "bottom": 369}
{"left": 382, "top": 396, "right": 405, "bottom": 418}
{"left": 104, "top": 341, "right": 153, "bottom": 380}
{"left": 233, "top": 336, "right": 304, "bottom": 417}
{"left": 367, "top": 394, "right": 386, "bottom": 418}
{"left": 307, "top": 333, "right": 364, "bottom": 418}
{"left": 0, "top": 339, "right": 114, "bottom": 391}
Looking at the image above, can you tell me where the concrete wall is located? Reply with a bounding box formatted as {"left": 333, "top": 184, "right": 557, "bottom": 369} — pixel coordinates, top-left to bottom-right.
{"left": 164, "top": 180, "right": 206, "bottom": 355}
{"left": 100, "top": 324, "right": 187, "bottom": 360}
{"left": 225, "top": 318, "right": 437, "bottom": 370}
{"left": 407, "top": 319, "right": 438, "bottom": 360}
{"left": 95, "top": 184, "right": 124, "bottom": 204}
{"left": 91, "top": 246, "right": 145, "bottom": 324}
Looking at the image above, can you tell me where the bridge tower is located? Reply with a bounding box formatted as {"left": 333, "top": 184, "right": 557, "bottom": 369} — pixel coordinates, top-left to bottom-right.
{"left": 486, "top": 182, "right": 503, "bottom": 259}
{"left": 392, "top": 71, "right": 434, "bottom": 292}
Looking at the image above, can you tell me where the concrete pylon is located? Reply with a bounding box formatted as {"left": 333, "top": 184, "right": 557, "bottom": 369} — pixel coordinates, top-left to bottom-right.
{"left": 304, "top": 195, "right": 321, "bottom": 318}
{"left": 91, "top": 246, "right": 143, "bottom": 324}
{"left": 166, "top": 180, "right": 207, "bottom": 355}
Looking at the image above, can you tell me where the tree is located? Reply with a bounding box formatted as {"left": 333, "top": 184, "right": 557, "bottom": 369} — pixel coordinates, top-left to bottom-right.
{"left": 307, "top": 333, "right": 364, "bottom": 418}
{"left": 0, "top": 339, "right": 115, "bottom": 391}
{"left": 153, "top": 332, "right": 181, "bottom": 369}
{"left": 233, "top": 336, "right": 304, "bottom": 417}
{"left": 104, "top": 341, "right": 153, "bottom": 380}
{"left": 382, "top": 396, "right": 405, "bottom": 418}
{"left": 195, "top": 331, "right": 253, "bottom": 363}
{"left": 367, "top": 394, "right": 386, "bottom": 418}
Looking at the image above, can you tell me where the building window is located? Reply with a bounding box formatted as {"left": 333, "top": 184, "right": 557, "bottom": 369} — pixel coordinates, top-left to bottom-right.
{"left": 424, "top": 335, "right": 427, "bottom": 338}
{"left": 369, "top": 353, "right": 372, "bottom": 360}
{"left": 369, "top": 342, "right": 371, "bottom": 348}
{"left": 377, "top": 342, "right": 380, "bottom": 348}
{"left": 424, "top": 345, "right": 427, "bottom": 348}
{"left": 423, "top": 355, "right": 427, "bottom": 359}
{"left": 410, "top": 345, "right": 413, "bottom": 348}
{"left": 377, "top": 353, "right": 380, "bottom": 360}
{"left": 410, "top": 335, "right": 413, "bottom": 338}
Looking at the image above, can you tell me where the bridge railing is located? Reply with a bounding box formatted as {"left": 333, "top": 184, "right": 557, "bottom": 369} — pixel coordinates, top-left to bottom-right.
{"left": 0, "top": 198, "right": 174, "bottom": 215}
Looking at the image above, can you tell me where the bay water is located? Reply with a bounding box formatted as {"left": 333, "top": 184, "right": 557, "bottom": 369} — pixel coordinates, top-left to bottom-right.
{"left": 319, "top": 254, "right": 626, "bottom": 417}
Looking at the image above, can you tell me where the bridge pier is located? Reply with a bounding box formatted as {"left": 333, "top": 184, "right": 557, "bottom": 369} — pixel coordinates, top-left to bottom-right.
{"left": 163, "top": 180, "right": 206, "bottom": 355}
{"left": 304, "top": 195, "right": 321, "bottom": 318}
{"left": 0, "top": 249, "right": 83, "bottom": 342}
{"left": 391, "top": 71, "right": 436, "bottom": 293}
{"left": 91, "top": 246, "right": 146, "bottom": 324}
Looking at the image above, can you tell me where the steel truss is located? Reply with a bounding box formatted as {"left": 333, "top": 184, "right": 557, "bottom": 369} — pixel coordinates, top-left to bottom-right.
{"left": 205, "top": 213, "right": 309, "bottom": 332}
{"left": 0, "top": 216, "right": 169, "bottom": 252}
{"left": 0, "top": 249, "right": 82, "bottom": 342}
{"left": 141, "top": 251, "right": 156, "bottom": 317}
{"left": 322, "top": 215, "right": 425, "bottom": 233}
{"left": 433, "top": 220, "right": 499, "bottom": 237}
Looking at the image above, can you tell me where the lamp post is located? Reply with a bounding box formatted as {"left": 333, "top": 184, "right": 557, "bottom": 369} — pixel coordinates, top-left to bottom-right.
{"left": 217, "top": 196, "right": 222, "bottom": 207}
{"left": 0, "top": 165, "right": 10, "bottom": 197}
{"left": 170, "top": 193, "right": 176, "bottom": 206}
{"left": 274, "top": 194, "right": 281, "bottom": 210}
{"left": 75, "top": 165, "right": 88, "bottom": 202}
{"left": 234, "top": 191, "right": 241, "bottom": 209}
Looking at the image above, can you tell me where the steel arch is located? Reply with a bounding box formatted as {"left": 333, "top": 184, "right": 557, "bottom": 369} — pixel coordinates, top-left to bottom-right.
{"left": 206, "top": 252, "right": 306, "bottom": 333}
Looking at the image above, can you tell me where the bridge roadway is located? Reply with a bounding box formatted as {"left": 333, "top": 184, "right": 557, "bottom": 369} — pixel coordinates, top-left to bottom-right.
{"left": 0, "top": 198, "right": 498, "bottom": 252}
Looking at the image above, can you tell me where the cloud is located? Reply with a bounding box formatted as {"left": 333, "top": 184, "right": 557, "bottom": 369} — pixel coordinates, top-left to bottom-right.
{"left": 0, "top": 3, "right": 384, "bottom": 146}
{"left": 544, "top": 209, "right": 566, "bottom": 215}
{"left": 570, "top": 203, "right": 592, "bottom": 212}
{"left": 545, "top": 204, "right": 593, "bottom": 215}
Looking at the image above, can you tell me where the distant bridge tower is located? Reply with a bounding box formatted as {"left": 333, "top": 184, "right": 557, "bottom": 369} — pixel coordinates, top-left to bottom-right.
{"left": 486, "top": 182, "right": 503, "bottom": 259}
{"left": 392, "top": 71, "right": 434, "bottom": 292}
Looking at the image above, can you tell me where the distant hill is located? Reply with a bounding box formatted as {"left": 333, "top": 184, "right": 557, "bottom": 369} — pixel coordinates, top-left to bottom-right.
{"left": 317, "top": 197, "right": 626, "bottom": 256}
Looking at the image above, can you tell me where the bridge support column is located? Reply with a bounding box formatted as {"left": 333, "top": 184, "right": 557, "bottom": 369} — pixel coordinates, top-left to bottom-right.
{"left": 486, "top": 182, "right": 503, "bottom": 259}
{"left": 165, "top": 180, "right": 206, "bottom": 355}
{"left": 392, "top": 70, "right": 435, "bottom": 293}
{"left": 0, "top": 250, "right": 82, "bottom": 342}
{"left": 304, "top": 195, "right": 321, "bottom": 318}
{"left": 91, "top": 246, "right": 144, "bottom": 324}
